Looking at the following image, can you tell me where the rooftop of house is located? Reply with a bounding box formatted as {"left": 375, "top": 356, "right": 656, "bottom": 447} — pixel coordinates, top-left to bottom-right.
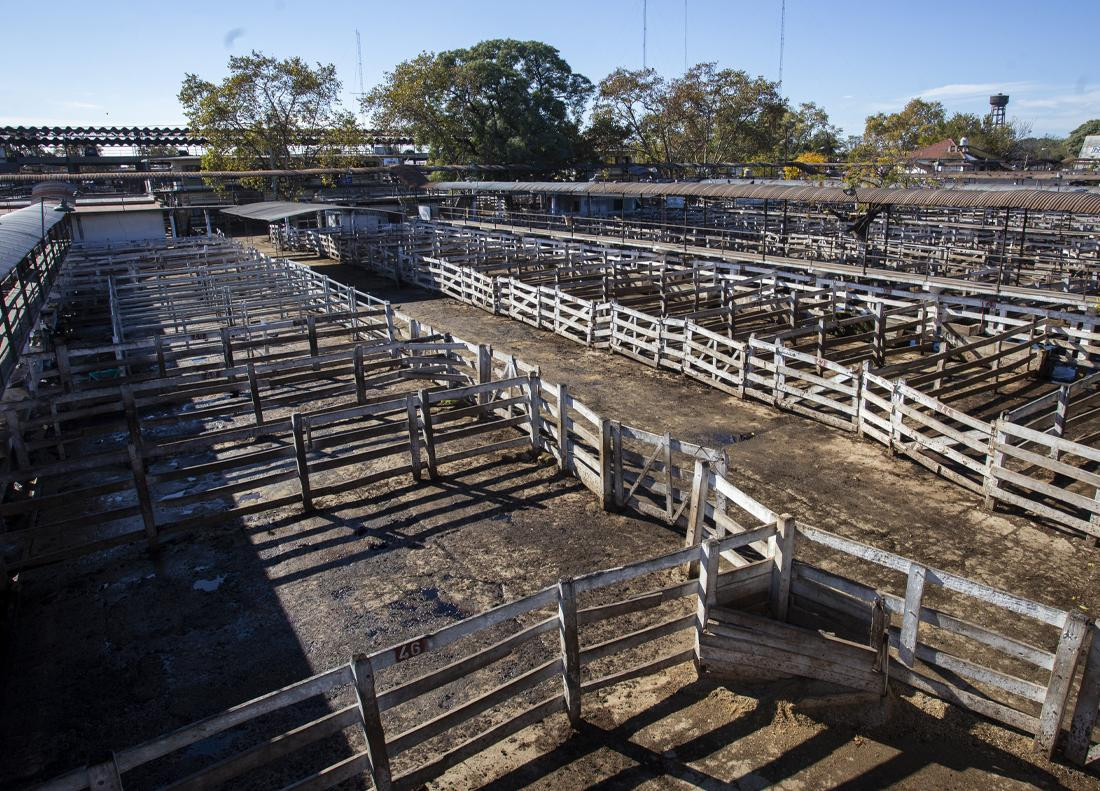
{"left": 908, "top": 138, "right": 999, "bottom": 163}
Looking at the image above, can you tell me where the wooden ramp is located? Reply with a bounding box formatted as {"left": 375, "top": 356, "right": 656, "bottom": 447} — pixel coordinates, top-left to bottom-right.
{"left": 699, "top": 607, "right": 889, "bottom": 695}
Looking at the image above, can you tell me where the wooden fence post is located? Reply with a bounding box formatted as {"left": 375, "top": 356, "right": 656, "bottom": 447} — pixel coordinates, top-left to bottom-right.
{"left": 353, "top": 345, "right": 367, "bottom": 405}
{"left": 153, "top": 335, "right": 167, "bottom": 381}
{"left": 4, "top": 409, "right": 29, "bottom": 469}
{"left": 128, "top": 444, "right": 158, "bottom": 551}
{"left": 598, "top": 417, "right": 613, "bottom": 510}
{"left": 694, "top": 538, "right": 720, "bottom": 670}
{"left": 772, "top": 345, "right": 785, "bottom": 407}
{"left": 477, "top": 344, "right": 492, "bottom": 410}
{"left": 856, "top": 361, "right": 870, "bottom": 438}
{"left": 685, "top": 460, "right": 711, "bottom": 577}
{"left": 54, "top": 343, "right": 72, "bottom": 393}
{"left": 121, "top": 386, "right": 142, "bottom": 453}
{"left": 983, "top": 418, "right": 1006, "bottom": 511}
{"left": 684, "top": 460, "right": 711, "bottom": 548}
{"left": 220, "top": 326, "right": 235, "bottom": 371}
{"left": 290, "top": 413, "right": 313, "bottom": 512}
{"left": 405, "top": 393, "right": 422, "bottom": 481}
{"left": 740, "top": 335, "right": 754, "bottom": 400}
{"left": 417, "top": 389, "right": 438, "bottom": 478}
{"left": 306, "top": 316, "right": 319, "bottom": 370}
{"left": 246, "top": 363, "right": 263, "bottom": 425}
{"left": 1036, "top": 611, "right": 1091, "bottom": 758}
{"left": 384, "top": 303, "right": 397, "bottom": 344}
{"left": 557, "top": 578, "right": 582, "bottom": 729}
{"left": 899, "top": 563, "right": 927, "bottom": 668}
{"left": 1065, "top": 621, "right": 1100, "bottom": 765}
{"left": 555, "top": 383, "right": 570, "bottom": 472}
{"left": 1051, "top": 385, "right": 1070, "bottom": 460}
{"left": 769, "top": 514, "right": 796, "bottom": 622}
{"left": 872, "top": 301, "right": 886, "bottom": 368}
{"left": 888, "top": 381, "right": 903, "bottom": 454}
{"left": 870, "top": 595, "right": 890, "bottom": 692}
{"left": 351, "top": 654, "right": 393, "bottom": 791}
{"left": 85, "top": 755, "right": 124, "bottom": 790}
{"left": 611, "top": 420, "right": 624, "bottom": 508}
{"left": 526, "top": 372, "right": 542, "bottom": 455}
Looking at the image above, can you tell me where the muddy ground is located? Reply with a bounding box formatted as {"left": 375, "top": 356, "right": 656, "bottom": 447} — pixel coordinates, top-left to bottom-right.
{"left": 1, "top": 237, "right": 1097, "bottom": 789}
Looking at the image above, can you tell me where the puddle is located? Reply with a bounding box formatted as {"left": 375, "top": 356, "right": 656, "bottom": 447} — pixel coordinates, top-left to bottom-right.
{"left": 193, "top": 575, "right": 226, "bottom": 592}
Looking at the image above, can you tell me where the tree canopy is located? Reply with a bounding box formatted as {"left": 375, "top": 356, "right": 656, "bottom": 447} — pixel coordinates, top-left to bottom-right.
{"left": 855, "top": 97, "right": 1027, "bottom": 162}
{"left": 588, "top": 63, "right": 838, "bottom": 164}
{"left": 179, "top": 51, "right": 359, "bottom": 196}
{"left": 363, "top": 39, "right": 592, "bottom": 170}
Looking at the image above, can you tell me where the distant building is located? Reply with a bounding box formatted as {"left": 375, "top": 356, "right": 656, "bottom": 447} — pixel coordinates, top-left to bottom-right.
{"left": 904, "top": 138, "right": 1002, "bottom": 174}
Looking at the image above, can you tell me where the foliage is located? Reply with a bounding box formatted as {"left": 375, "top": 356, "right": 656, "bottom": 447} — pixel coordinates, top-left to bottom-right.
{"left": 1012, "top": 136, "right": 1071, "bottom": 164}
{"left": 179, "top": 51, "right": 358, "bottom": 197}
{"left": 846, "top": 98, "right": 1030, "bottom": 186}
{"left": 781, "top": 102, "right": 845, "bottom": 159}
{"left": 1065, "top": 119, "right": 1100, "bottom": 159}
{"left": 783, "top": 151, "right": 828, "bottom": 181}
{"left": 591, "top": 63, "right": 824, "bottom": 164}
{"left": 363, "top": 39, "right": 592, "bottom": 170}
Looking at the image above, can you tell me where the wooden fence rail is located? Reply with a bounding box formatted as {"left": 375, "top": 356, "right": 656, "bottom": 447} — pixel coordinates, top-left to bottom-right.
{"left": 354, "top": 232, "right": 1100, "bottom": 540}
{"left": 39, "top": 458, "right": 1100, "bottom": 789}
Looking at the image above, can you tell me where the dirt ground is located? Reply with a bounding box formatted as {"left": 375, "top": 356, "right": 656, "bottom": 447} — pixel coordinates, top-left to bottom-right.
{"left": 282, "top": 244, "right": 1100, "bottom": 620}
{"left": 2, "top": 237, "right": 1098, "bottom": 789}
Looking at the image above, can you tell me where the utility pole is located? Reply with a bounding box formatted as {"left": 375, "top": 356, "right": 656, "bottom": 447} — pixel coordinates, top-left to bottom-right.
{"left": 642, "top": 0, "right": 648, "bottom": 69}
{"left": 778, "top": 0, "right": 786, "bottom": 90}
{"left": 356, "top": 31, "right": 365, "bottom": 93}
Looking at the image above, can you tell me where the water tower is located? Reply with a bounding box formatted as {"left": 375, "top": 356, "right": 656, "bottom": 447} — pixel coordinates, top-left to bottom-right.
{"left": 989, "top": 93, "right": 1009, "bottom": 127}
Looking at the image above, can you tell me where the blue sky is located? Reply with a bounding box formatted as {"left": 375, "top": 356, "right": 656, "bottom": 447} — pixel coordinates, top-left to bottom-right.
{"left": 3, "top": 0, "right": 1096, "bottom": 138}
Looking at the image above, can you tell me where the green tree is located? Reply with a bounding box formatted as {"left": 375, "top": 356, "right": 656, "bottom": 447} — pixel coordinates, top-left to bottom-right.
{"left": 179, "top": 51, "right": 358, "bottom": 196}
{"left": 364, "top": 39, "right": 592, "bottom": 170}
{"left": 862, "top": 98, "right": 947, "bottom": 153}
{"left": 1066, "top": 119, "right": 1100, "bottom": 159}
{"left": 591, "top": 63, "right": 793, "bottom": 164}
{"left": 848, "top": 97, "right": 1026, "bottom": 185}
{"left": 781, "top": 101, "right": 844, "bottom": 159}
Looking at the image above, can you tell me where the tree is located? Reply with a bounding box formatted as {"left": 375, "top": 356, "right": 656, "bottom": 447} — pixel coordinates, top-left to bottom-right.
{"left": 848, "top": 97, "right": 1027, "bottom": 185}
{"left": 179, "top": 51, "right": 358, "bottom": 196}
{"left": 589, "top": 67, "right": 670, "bottom": 162}
{"left": 862, "top": 98, "right": 947, "bottom": 153}
{"left": 1066, "top": 119, "right": 1100, "bottom": 159}
{"left": 591, "top": 63, "right": 794, "bottom": 164}
{"left": 779, "top": 102, "right": 844, "bottom": 161}
{"left": 783, "top": 152, "right": 828, "bottom": 181}
{"left": 364, "top": 39, "right": 592, "bottom": 170}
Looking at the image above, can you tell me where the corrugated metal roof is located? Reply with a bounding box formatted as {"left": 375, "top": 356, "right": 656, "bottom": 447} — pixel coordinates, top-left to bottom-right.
{"left": 220, "top": 201, "right": 342, "bottom": 222}
{"left": 0, "top": 202, "right": 67, "bottom": 280}
{"left": 429, "top": 180, "right": 1100, "bottom": 215}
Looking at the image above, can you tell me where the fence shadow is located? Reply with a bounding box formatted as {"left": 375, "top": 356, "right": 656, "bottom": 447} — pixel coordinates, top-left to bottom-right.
{"left": 479, "top": 676, "right": 1078, "bottom": 790}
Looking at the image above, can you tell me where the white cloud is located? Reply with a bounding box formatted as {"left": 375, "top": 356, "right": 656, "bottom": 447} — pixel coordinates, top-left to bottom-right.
{"left": 914, "top": 81, "right": 1037, "bottom": 100}
{"left": 849, "top": 80, "right": 1095, "bottom": 137}
{"left": 55, "top": 100, "right": 103, "bottom": 111}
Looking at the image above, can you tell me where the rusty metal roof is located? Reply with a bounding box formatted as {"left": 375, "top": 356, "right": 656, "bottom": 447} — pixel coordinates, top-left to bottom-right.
{"left": 429, "top": 181, "right": 1100, "bottom": 215}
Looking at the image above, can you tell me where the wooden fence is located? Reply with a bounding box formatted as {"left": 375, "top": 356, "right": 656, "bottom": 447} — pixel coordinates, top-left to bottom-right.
{"left": 38, "top": 456, "right": 1100, "bottom": 789}
{"left": 353, "top": 229, "right": 1100, "bottom": 540}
